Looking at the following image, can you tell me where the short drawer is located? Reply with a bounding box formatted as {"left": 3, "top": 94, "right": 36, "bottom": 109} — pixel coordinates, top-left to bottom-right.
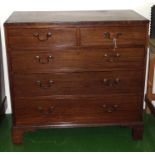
{"left": 10, "top": 48, "right": 145, "bottom": 73}
{"left": 80, "top": 26, "right": 146, "bottom": 47}
{"left": 12, "top": 71, "right": 143, "bottom": 97}
{"left": 7, "top": 28, "right": 76, "bottom": 49}
{"left": 14, "top": 95, "right": 142, "bottom": 126}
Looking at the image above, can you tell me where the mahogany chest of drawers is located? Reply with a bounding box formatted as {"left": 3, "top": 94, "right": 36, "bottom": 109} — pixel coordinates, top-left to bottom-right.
{"left": 4, "top": 10, "right": 149, "bottom": 144}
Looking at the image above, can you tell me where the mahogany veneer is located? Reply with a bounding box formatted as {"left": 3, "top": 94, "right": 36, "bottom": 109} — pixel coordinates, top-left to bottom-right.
{"left": 4, "top": 10, "right": 149, "bottom": 144}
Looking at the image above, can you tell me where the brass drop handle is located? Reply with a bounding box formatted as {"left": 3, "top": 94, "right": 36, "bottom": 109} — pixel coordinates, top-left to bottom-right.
{"left": 36, "top": 80, "right": 54, "bottom": 89}
{"left": 104, "top": 53, "right": 108, "bottom": 57}
{"left": 48, "top": 106, "right": 55, "bottom": 113}
{"left": 104, "top": 53, "right": 112, "bottom": 62}
{"left": 103, "top": 78, "right": 120, "bottom": 86}
{"left": 102, "top": 104, "right": 118, "bottom": 113}
{"left": 103, "top": 32, "right": 111, "bottom": 39}
{"left": 35, "top": 55, "right": 53, "bottom": 64}
{"left": 37, "top": 106, "right": 43, "bottom": 112}
{"left": 104, "top": 53, "right": 121, "bottom": 62}
{"left": 114, "top": 53, "right": 121, "bottom": 57}
{"left": 115, "top": 78, "right": 120, "bottom": 84}
{"left": 103, "top": 32, "right": 122, "bottom": 48}
{"left": 104, "top": 53, "right": 120, "bottom": 57}
{"left": 37, "top": 106, "right": 55, "bottom": 115}
{"left": 116, "top": 32, "right": 123, "bottom": 38}
{"left": 44, "top": 106, "right": 55, "bottom": 115}
{"left": 33, "top": 32, "right": 52, "bottom": 41}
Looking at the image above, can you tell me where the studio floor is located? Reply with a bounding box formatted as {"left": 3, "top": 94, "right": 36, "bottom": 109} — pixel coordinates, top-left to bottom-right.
{"left": 0, "top": 114, "right": 155, "bottom": 152}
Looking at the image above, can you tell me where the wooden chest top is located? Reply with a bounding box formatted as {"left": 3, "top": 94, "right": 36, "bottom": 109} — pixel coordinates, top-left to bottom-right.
{"left": 5, "top": 10, "right": 149, "bottom": 26}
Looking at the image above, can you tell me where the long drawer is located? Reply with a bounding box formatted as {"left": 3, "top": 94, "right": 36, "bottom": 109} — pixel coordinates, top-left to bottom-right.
{"left": 14, "top": 95, "right": 142, "bottom": 126}
{"left": 80, "top": 26, "right": 146, "bottom": 47}
{"left": 10, "top": 48, "right": 145, "bottom": 73}
{"left": 12, "top": 71, "right": 143, "bottom": 97}
{"left": 7, "top": 28, "right": 77, "bottom": 49}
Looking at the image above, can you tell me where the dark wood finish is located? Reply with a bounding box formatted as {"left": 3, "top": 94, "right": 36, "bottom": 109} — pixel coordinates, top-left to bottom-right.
{"left": 4, "top": 10, "right": 149, "bottom": 144}
{"left": 14, "top": 95, "right": 142, "bottom": 126}
{"left": 12, "top": 127, "right": 36, "bottom": 144}
{"left": 7, "top": 28, "right": 76, "bottom": 49}
{"left": 0, "top": 29, "right": 7, "bottom": 120}
{"left": 12, "top": 71, "right": 143, "bottom": 97}
{"left": 80, "top": 27, "right": 146, "bottom": 47}
{"left": 11, "top": 48, "right": 145, "bottom": 73}
{"left": 132, "top": 123, "right": 144, "bottom": 140}
{"left": 5, "top": 11, "right": 148, "bottom": 25}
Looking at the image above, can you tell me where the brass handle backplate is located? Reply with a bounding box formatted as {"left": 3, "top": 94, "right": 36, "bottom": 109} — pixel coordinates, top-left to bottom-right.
{"left": 116, "top": 32, "right": 123, "bottom": 38}
{"left": 103, "top": 32, "right": 123, "bottom": 49}
{"left": 104, "top": 32, "right": 111, "bottom": 39}
{"left": 102, "top": 78, "right": 120, "bottom": 87}
{"left": 35, "top": 55, "right": 53, "bottom": 64}
{"left": 33, "top": 32, "right": 52, "bottom": 41}
{"left": 37, "top": 106, "right": 55, "bottom": 115}
{"left": 104, "top": 53, "right": 121, "bottom": 62}
{"left": 36, "top": 80, "right": 54, "bottom": 89}
{"left": 102, "top": 104, "right": 118, "bottom": 113}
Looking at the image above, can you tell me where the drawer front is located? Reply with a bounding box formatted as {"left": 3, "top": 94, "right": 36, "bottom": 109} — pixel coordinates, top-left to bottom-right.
{"left": 80, "top": 26, "right": 146, "bottom": 47}
{"left": 12, "top": 71, "right": 143, "bottom": 97}
{"left": 7, "top": 28, "right": 76, "bottom": 49}
{"left": 11, "top": 48, "right": 145, "bottom": 73}
{"left": 14, "top": 95, "right": 142, "bottom": 126}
